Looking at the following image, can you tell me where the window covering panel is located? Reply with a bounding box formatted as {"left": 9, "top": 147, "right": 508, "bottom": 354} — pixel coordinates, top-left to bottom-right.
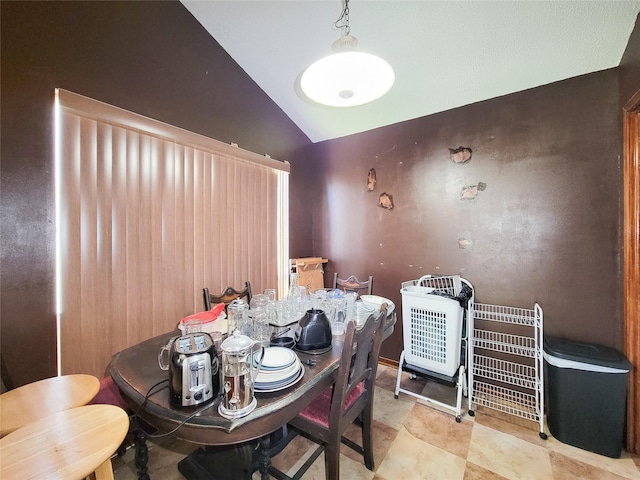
{"left": 56, "top": 89, "right": 289, "bottom": 377}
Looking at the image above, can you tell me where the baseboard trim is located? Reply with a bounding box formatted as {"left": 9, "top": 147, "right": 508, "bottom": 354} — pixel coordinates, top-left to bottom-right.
{"left": 379, "top": 357, "right": 399, "bottom": 369}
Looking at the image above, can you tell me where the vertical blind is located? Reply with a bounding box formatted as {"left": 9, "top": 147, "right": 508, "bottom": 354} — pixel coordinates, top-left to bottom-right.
{"left": 55, "top": 89, "right": 289, "bottom": 377}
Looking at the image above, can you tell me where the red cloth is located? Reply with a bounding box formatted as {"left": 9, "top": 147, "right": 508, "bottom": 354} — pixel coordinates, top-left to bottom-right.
{"left": 89, "top": 376, "right": 130, "bottom": 411}
{"left": 180, "top": 303, "right": 226, "bottom": 327}
{"left": 297, "top": 382, "right": 365, "bottom": 428}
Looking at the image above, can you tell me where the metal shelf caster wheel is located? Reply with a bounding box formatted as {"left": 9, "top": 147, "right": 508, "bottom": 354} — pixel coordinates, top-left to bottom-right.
{"left": 455, "top": 416, "right": 461, "bottom": 423}
{"left": 539, "top": 432, "right": 548, "bottom": 440}
{"left": 409, "top": 373, "right": 417, "bottom": 380}
{"left": 394, "top": 394, "right": 398, "bottom": 399}
{"left": 468, "top": 410, "right": 475, "bottom": 417}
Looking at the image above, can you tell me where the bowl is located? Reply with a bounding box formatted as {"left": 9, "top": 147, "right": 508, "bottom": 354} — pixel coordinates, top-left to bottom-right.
{"left": 270, "top": 336, "right": 295, "bottom": 349}
{"left": 360, "top": 295, "right": 395, "bottom": 316}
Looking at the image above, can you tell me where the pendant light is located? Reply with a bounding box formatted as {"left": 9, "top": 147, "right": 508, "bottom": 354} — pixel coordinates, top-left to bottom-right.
{"left": 300, "top": 0, "right": 395, "bottom": 107}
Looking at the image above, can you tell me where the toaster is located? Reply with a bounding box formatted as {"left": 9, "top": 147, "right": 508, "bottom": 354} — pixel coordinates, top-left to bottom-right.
{"left": 168, "top": 332, "right": 220, "bottom": 407}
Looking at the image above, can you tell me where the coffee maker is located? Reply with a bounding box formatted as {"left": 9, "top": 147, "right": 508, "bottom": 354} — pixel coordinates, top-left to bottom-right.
{"left": 218, "top": 330, "right": 263, "bottom": 419}
{"left": 160, "top": 332, "right": 220, "bottom": 407}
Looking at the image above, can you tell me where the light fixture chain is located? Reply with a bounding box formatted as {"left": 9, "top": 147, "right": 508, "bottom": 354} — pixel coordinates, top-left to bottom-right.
{"left": 333, "top": 0, "right": 351, "bottom": 36}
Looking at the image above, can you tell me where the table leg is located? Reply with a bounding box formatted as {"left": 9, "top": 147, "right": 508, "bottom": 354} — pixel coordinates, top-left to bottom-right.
{"left": 258, "top": 436, "right": 271, "bottom": 480}
{"left": 134, "top": 432, "right": 150, "bottom": 480}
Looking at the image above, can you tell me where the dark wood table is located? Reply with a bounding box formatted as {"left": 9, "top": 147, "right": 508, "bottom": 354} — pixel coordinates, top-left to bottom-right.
{"left": 110, "top": 314, "right": 395, "bottom": 479}
{"left": 110, "top": 330, "right": 342, "bottom": 479}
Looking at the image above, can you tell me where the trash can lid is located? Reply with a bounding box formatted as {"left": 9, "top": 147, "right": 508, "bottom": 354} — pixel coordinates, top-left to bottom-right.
{"left": 543, "top": 336, "right": 631, "bottom": 371}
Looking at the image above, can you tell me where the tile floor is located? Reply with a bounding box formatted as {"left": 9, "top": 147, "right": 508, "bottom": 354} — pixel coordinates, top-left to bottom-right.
{"left": 113, "top": 364, "right": 640, "bottom": 480}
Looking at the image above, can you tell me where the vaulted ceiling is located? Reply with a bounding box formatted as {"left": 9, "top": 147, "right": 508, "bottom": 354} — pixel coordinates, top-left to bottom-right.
{"left": 182, "top": 1, "right": 640, "bottom": 143}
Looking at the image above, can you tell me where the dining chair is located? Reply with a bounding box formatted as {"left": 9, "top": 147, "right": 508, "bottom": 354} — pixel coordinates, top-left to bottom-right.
{"left": 332, "top": 273, "right": 373, "bottom": 297}
{"left": 203, "top": 281, "right": 252, "bottom": 311}
{"left": 89, "top": 376, "right": 141, "bottom": 457}
{"left": 269, "top": 303, "right": 388, "bottom": 480}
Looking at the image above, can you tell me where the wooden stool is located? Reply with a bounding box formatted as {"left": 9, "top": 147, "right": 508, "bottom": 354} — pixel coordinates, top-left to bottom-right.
{"left": 0, "top": 374, "right": 100, "bottom": 437}
{"left": 0, "top": 404, "right": 129, "bottom": 480}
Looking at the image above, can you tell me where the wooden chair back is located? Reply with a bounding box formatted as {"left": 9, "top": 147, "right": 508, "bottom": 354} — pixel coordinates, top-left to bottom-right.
{"left": 332, "top": 273, "right": 373, "bottom": 297}
{"left": 203, "top": 281, "right": 252, "bottom": 311}
{"left": 281, "top": 303, "right": 387, "bottom": 479}
{"left": 329, "top": 303, "right": 386, "bottom": 432}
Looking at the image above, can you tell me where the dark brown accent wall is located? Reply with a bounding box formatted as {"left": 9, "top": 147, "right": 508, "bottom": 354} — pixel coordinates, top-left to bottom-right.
{"left": 0, "top": 1, "right": 313, "bottom": 387}
{"left": 2, "top": 1, "right": 638, "bottom": 386}
{"left": 311, "top": 71, "right": 624, "bottom": 362}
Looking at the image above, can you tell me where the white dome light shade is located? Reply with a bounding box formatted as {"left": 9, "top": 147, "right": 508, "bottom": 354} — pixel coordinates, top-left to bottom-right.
{"left": 301, "top": 51, "right": 395, "bottom": 107}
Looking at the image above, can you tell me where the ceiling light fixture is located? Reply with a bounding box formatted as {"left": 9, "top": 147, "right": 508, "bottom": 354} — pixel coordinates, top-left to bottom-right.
{"left": 300, "top": 0, "right": 395, "bottom": 107}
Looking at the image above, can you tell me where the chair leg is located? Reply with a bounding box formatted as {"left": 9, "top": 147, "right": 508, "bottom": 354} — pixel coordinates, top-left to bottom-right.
{"left": 361, "top": 404, "right": 375, "bottom": 470}
{"left": 324, "top": 440, "right": 340, "bottom": 480}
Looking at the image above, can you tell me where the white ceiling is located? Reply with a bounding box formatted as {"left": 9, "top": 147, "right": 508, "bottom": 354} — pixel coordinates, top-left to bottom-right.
{"left": 181, "top": 1, "right": 640, "bottom": 143}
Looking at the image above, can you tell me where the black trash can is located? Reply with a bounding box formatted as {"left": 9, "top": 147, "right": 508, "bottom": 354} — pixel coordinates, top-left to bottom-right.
{"left": 544, "top": 336, "right": 632, "bottom": 458}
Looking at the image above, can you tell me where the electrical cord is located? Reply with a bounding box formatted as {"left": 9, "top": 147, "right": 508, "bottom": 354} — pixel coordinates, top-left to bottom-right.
{"left": 130, "top": 378, "right": 223, "bottom": 439}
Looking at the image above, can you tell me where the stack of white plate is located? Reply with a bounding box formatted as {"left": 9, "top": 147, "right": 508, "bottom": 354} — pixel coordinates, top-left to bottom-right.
{"left": 360, "top": 295, "right": 395, "bottom": 316}
{"left": 254, "top": 347, "right": 304, "bottom": 393}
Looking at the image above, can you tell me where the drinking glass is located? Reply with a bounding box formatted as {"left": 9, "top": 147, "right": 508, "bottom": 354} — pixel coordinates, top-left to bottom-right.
{"left": 332, "top": 310, "right": 346, "bottom": 335}
{"left": 345, "top": 292, "right": 358, "bottom": 320}
{"left": 250, "top": 294, "right": 269, "bottom": 312}
{"left": 184, "top": 318, "right": 202, "bottom": 334}
{"left": 228, "top": 299, "right": 249, "bottom": 335}
{"left": 252, "top": 311, "right": 270, "bottom": 347}
{"left": 275, "top": 299, "right": 289, "bottom": 326}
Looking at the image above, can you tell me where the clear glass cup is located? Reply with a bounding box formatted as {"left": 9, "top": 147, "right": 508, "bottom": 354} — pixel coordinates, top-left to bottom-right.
{"left": 345, "top": 292, "right": 358, "bottom": 320}
{"left": 184, "top": 318, "right": 202, "bottom": 334}
{"left": 275, "top": 299, "right": 289, "bottom": 326}
{"left": 209, "top": 331, "right": 223, "bottom": 360}
{"left": 264, "top": 289, "right": 276, "bottom": 302}
{"left": 252, "top": 311, "right": 270, "bottom": 347}
{"left": 228, "top": 299, "right": 249, "bottom": 335}
{"left": 331, "top": 311, "right": 346, "bottom": 335}
{"left": 250, "top": 294, "right": 269, "bottom": 311}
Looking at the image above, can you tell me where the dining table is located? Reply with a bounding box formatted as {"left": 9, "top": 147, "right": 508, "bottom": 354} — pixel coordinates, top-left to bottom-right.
{"left": 109, "top": 311, "right": 396, "bottom": 480}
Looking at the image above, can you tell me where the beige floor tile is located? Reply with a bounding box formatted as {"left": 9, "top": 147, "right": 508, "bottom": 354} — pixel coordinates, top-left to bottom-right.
{"left": 463, "top": 461, "right": 509, "bottom": 480}
{"left": 270, "top": 433, "right": 318, "bottom": 474}
{"left": 375, "top": 364, "right": 392, "bottom": 378}
{"left": 341, "top": 418, "right": 399, "bottom": 468}
{"left": 549, "top": 450, "right": 634, "bottom": 480}
{"left": 335, "top": 453, "right": 377, "bottom": 480}
{"left": 111, "top": 446, "right": 136, "bottom": 476}
{"left": 375, "top": 426, "right": 466, "bottom": 480}
{"left": 111, "top": 362, "right": 639, "bottom": 480}
{"left": 467, "top": 423, "right": 552, "bottom": 480}
{"left": 404, "top": 401, "right": 473, "bottom": 459}
{"left": 414, "top": 378, "right": 472, "bottom": 422}
{"left": 378, "top": 367, "right": 428, "bottom": 395}
{"left": 472, "top": 407, "right": 548, "bottom": 448}
{"left": 419, "top": 377, "right": 459, "bottom": 406}
{"left": 544, "top": 435, "right": 640, "bottom": 479}
{"left": 113, "top": 460, "right": 139, "bottom": 480}
{"left": 145, "top": 436, "right": 199, "bottom": 479}
{"left": 373, "top": 386, "right": 416, "bottom": 430}
{"left": 283, "top": 449, "right": 376, "bottom": 480}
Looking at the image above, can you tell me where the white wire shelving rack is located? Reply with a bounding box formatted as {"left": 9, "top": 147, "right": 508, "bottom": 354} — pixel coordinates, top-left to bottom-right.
{"left": 468, "top": 302, "right": 547, "bottom": 439}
